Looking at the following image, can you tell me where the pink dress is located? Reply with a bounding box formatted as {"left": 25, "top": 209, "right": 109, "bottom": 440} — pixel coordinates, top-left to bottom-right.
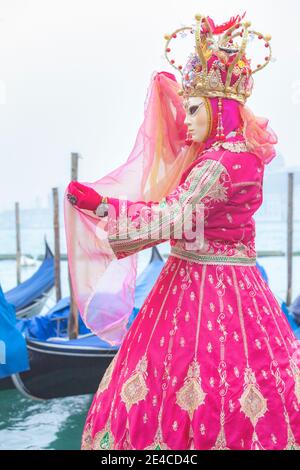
{"left": 81, "top": 136, "right": 300, "bottom": 450}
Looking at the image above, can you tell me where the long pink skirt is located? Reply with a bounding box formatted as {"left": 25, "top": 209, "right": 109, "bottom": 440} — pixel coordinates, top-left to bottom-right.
{"left": 81, "top": 256, "right": 300, "bottom": 450}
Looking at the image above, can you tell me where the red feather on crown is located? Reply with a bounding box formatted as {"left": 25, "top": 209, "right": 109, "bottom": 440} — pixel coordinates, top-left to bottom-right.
{"left": 204, "top": 12, "right": 246, "bottom": 35}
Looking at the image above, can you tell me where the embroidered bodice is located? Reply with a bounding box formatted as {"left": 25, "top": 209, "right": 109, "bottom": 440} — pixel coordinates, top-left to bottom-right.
{"left": 95, "top": 137, "right": 264, "bottom": 266}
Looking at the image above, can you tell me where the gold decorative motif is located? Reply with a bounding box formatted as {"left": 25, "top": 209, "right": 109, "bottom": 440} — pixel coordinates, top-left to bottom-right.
{"left": 240, "top": 385, "right": 267, "bottom": 425}
{"left": 144, "top": 419, "right": 169, "bottom": 450}
{"left": 120, "top": 355, "right": 149, "bottom": 412}
{"left": 81, "top": 423, "right": 93, "bottom": 450}
{"left": 92, "top": 426, "right": 115, "bottom": 450}
{"left": 170, "top": 244, "right": 256, "bottom": 266}
{"left": 206, "top": 178, "right": 228, "bottom": 202}
{"left": 96, "top": 352, "right": 119, "bottom": 396}
{"left": 239, "top": 369, "right": 267, "bottom": 426}
{"left": 145, "top": 437, "right": 169, "bottom": 450}
{"left": 211, "top": 405, "right": 229, "bottom": 450}
{"left": 208, "top": 67, "right": 223, "bottom": 90}
{"left": 284, "top": 413, "right": 300, "bottom": 450}
{"left": 211, "top": 427, "right": 229, "bottom": 450}
{"left": 295, "top": 373, "right": 300, "bottom": 404}
{"left": 209, "top": 140, "right": 249, "bottom": 153}
{"left": 251, "top": 431, "right": 265, "bottom": 450}
{"left": 290, "top": 359, "right": 300, "bottom": 404}
{"left": 203, "top": 97, "right": 213, "bottom": 139}
{"left": 176, "top": 358, "right": 206, "bottom": 420}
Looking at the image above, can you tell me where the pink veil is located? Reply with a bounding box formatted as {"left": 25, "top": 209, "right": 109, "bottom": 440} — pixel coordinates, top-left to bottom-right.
{"left": 64, "top": 71, "right": 202, "bottom": 346}
{"left": 64, "top": 71, "right": 278, "bottom": 346}
{"left": 240, "top": 105, "right": 278, "bottom": 164}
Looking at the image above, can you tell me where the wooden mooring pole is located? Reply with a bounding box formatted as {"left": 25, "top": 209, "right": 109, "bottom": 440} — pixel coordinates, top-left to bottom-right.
{"left": 52, "top": 187, "right": 62, "bottom": 302}
{"left": 286, "top": 172, "right": 294, "bottom": 306}
{"left": 15, "top": 202, "right": 21, "bottom": 285}
{"left": 68, "top": 152, "right": 79, "bottom": 339}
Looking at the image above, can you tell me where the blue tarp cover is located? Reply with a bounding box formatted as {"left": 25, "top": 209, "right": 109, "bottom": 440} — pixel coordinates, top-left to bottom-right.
{"left": 0, "top": 284, "right": 29, "bottom": 378}
{"left": 16, "top": 297, "right": 90, "bottom": 340}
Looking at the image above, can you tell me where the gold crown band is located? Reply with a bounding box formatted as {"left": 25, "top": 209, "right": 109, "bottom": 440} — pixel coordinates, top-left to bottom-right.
{"left": 183, "top": 88, "right": 249, "bottom": 104}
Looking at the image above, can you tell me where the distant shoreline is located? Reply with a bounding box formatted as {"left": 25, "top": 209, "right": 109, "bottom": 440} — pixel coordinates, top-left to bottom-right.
{"left": 1, "top": 251, "right": 300, "bottom": 261}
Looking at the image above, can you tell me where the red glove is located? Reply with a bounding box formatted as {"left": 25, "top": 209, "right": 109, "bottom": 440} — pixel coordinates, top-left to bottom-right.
{"left": 67, "top": 181, "right": 102, "bottom": 211}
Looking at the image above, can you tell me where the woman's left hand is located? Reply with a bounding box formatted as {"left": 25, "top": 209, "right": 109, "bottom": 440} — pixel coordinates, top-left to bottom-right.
{"left": 67, "top": 181, "right": 102, "bottom": 211}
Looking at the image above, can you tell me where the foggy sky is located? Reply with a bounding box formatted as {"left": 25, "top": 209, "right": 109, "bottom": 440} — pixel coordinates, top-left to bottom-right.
{"left": 0, "top": 0, "right": 299, "bottom": 210}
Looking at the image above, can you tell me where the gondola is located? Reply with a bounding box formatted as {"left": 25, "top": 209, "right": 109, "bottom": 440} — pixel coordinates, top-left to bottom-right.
{"left": 2, "top": 246, "right": 165, "bottom": 399}
{"left": 4, "top": 240, "right": 55, "bottom": 318}
{"left": 290, "top": 295, "right": 300, "bottom": 326}
{"left": 281, "top": 300, "right": 300, "bottom": 339}
{"left": 11, "top": 335, "right": 118, "bottom": 400}
{"left": 256, "top": 260, "right": 269, "bottom": 284}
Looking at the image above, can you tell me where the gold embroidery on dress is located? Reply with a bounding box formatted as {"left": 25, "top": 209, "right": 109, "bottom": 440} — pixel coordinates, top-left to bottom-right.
{"left": 92, "top": 424, "right": 115, "bottom": 450}
{"left": 295, "top": 372, "right": 300, "bottom": 404}
{"left": 171, "top": 239, "right": 256, "bottom": 267}
{"left": 289, "top": 359, "right": 300, "bottom": 404}
{"left": 176, "top": 266, "right": 206, "bottom": 430}
{"left": 121, "top": 263, "right": 167, "bottom": 374}
{"left": 211, "top": 422, "right": 229, "bottom": 450}
{"left": 118, "top": 428, "right": 132, "bottom": 450}
{"left": 249, "top": 269, "right": 300, "bottom": 448}
{"left": 81, "top": 423, "right": 93, "bottom": 450}
{"left": 251, "top": 431, "right": 266, "bottom": 450}
{"left": 144, "top": 397, "right": 170, "bottom": 450}
{"left": 208, "top": 140, "right": 249, "bottom": 153}
{"left": 206, "top": 178, "right": 228, "bottom": 203}
{"left": 269, "top": 357, "right": 300, "bottom": 449}
{"left": 239, "top": 368, "right": 267, "bottom": 426}
{"left": 176, "top": 358, "right": 206, "bottom": 420}
{"left": 250, "top": 268, "right": 293, "bottom": 360}
{"left": 144, "top": 429, "right": 170, "bottom": 451}
{"left": 120, "top": 354, "right": 149, "bottom": 412}
{"left": 284, "top": 411, "right": 300, "bottom": 450}
{"left": 211, "top": 272, "right": 230, "bottom": 450}
{"left": 233, "top": 268, "right": 267, "bottom": 448}
{"left": 96, "top": 351, "right": 119, "bottom": 396}
{"left": 146, "top": 262, "right": 190, "bottom": 450}
{"left": 223, "top": 141, "right": 248, "bottom": 153}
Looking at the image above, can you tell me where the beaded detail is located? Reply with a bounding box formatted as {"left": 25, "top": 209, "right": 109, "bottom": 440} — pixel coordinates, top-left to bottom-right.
{"left": 170, "top": 248, "right": 256, "bottom": 266}
{"left": 170, "top": 242, "right": 256, "bottom": 266}
{"left": 207, "top": 140, "right": 249, "bottom": 153}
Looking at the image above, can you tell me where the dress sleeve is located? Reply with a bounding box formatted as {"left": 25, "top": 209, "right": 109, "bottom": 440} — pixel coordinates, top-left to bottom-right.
{"left": 95, "top": 158, "right": 231, "bottom": 259}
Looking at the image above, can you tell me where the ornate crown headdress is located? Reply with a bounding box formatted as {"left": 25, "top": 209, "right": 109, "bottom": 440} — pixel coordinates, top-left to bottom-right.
{"left": 164, "top": 13, "right": 273, "bottom": 104}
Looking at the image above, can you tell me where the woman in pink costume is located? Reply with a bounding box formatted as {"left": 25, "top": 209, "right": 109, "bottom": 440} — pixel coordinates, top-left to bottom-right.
{"left": 65, "top": 13, "right": 300, "bottom": 450}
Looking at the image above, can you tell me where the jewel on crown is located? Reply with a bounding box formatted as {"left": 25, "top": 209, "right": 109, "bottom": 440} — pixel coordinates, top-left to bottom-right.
{"left": 164, "top": 12, "right": 273, "bottom": 104}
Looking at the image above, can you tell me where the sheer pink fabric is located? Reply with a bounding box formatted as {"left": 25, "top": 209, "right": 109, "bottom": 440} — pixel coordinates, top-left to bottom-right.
{"left": 64, "top": 72, "right": 278, "bottom": 346}
{"left": 240, "top": 104, "right": 278, "bottom": 163}
{"left": 64, "top": 72, "right": 199, "bottom": 346}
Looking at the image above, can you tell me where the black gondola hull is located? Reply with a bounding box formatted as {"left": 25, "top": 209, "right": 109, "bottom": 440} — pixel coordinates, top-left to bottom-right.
{"left": 8, "top": 338, "right": 118, "bottom": 399}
